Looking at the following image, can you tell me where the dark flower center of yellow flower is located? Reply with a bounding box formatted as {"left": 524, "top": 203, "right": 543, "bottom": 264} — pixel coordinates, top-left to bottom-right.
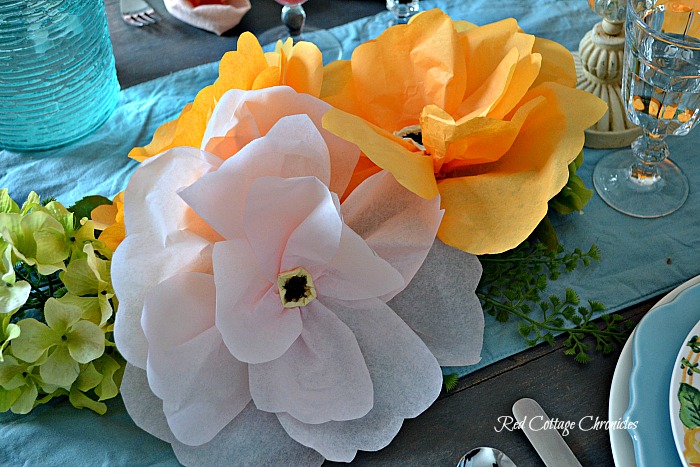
{"left": 395, "top": 125, "right": 425, "bottom": 151}
{"left": 277, "top": 267, "right": 316, "bottom": 308}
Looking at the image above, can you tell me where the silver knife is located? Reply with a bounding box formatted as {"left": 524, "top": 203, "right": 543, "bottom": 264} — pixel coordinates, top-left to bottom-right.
{"left": 512, "top": 398, "right": 583, "bottom": 467}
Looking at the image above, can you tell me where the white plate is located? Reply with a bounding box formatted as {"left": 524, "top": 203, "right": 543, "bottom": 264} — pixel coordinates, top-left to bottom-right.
{"left": 670, "top": 319, "right": 700, "bottom": 466}
{"left": 610, "top": 275, "right": 700, "bottom": 466}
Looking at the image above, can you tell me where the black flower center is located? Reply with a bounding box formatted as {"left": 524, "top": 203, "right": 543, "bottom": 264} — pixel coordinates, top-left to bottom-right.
{"left": 277, "top": 267, "right": 317, "bottom": 308}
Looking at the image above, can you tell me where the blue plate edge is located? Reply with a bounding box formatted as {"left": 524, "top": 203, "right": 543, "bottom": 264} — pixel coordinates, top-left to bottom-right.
{"left": 624, "top": 283, "right": 700, "bottom": 467}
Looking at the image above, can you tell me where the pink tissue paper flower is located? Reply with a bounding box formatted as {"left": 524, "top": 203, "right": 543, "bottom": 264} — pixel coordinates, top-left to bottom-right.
{"left": 112, "top": 86, "right": 484, "bottom": 465}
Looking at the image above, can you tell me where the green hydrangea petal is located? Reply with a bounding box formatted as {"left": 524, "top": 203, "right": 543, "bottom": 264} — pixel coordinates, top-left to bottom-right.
{"left": 0, "top": 243, "right": 15, "bottom": 283}
{"left": 93, "top": 353, "right": 122, "bottom": 401}
{"left": 56, "top": 294, "right": 101, "bottom": 326}
{"left": 0, "top": 387, "right": 22, "bottom": 412}
{"left": 44, "top": 298, "right": 83, "bottom": 334}
{"left": 0, "top": 190, "right": 19, "bottom": 214}
{"left": 68, "top": 387, "right": 107, "bottom": 415}
{"left": 40, "top": 345, "right": 79, "bottom": 388}
{"left": 12, "top": 319, "right": 59, "bottom": 363}
{"left": 20, "top": 192, "right": 40, "bottom": 215}
{"left": 66, "top": 321, "right": 105, "bottom": 364}
{"left": 0, "top": 280, "right": 31, "bottom": 314}
{"left": 0, "top": 355, "right": 25, "bottom": 389}
{"left": 74, "top": 363, "right": 102, "bottom": 392}
{"left": 43, "top": 201, "right": 74, "bottom": 237}
{"left": 11, "top": 381, "right": 38, "bottom": 414}
{"left": 0, "top": 323, "right": 21, "bottom": 362}
{"left": 59, "top": 257, "right": 99, "bottom": 296}
{"left": 98, "top": 295, "right": 113, "bottom": 327}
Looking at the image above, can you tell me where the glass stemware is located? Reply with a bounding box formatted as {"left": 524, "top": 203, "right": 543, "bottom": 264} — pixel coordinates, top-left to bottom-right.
{"left": 593, "top": 0, "right": 700, "bottom": 218}
{"left": 361, "top": 0, "right": 433, "bottom": 41}
{"left": 257, "top": 0, "right": 342, "bottom": 65}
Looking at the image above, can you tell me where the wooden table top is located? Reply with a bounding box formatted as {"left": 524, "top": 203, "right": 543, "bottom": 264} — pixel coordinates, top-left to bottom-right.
{"left": 106, "top": 1, "right": 647, "bottom": 464}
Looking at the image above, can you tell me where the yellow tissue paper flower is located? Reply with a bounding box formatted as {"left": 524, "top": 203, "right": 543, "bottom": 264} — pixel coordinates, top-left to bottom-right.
{"left": 321, "top": 10, "right": 607, "bottom": 255}
{"left": 92, "top": 192, "right": 125, "bottom": 252}
{"left": 129, "top": 33, "right": 323, "bottom": 162}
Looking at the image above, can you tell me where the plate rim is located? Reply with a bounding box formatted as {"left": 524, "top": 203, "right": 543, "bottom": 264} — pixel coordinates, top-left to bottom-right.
{"left": 609, "top": 275, "right": 700, "bottom": 466}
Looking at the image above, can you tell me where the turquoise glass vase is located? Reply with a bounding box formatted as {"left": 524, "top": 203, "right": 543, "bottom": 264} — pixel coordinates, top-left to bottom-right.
{"left": 0, "top": 0, "right": 120, "bottom": 152}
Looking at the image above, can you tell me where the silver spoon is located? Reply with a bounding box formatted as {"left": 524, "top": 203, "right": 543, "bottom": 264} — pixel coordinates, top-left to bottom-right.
{"left": 457, "top": 447, "right": 517, "bottom": 467}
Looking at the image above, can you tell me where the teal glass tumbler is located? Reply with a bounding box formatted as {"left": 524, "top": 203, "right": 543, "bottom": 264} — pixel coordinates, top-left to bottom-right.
{"left": 0, "top": 0, "right": 120, "bottom": 152}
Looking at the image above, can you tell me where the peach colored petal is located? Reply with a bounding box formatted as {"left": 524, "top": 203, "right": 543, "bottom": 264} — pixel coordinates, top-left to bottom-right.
{"left": 344, "top": 9, "right": 467, "bottom": 130}
{"left": 421, "top": 104, "right": 528, "bottom": 171}
{"left": 486, "top": 52, "right": 542, "bottom": 120}
{"left": 129, "top": 32, "right": 324, "bottom": 162}
{"left": 436, "top": 83, "right": 608, "bottom": 254}
{"left": 91, "top": 203, "right": 118, "bottom": 231}
{"left": 531, "top": 37, "right": 577, "bottom": 88}
{"left": 460, "top": 19, "right": 534, "bottom": 100}
{"left": 456, "top": 47, "right": 521, "bottom": 120}
{"left": 322, "top": 108, "right": 438, "bottom": 199}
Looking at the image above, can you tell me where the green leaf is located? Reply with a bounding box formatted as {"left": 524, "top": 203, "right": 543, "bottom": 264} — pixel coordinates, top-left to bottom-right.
{"left": 0, "top": 190, "right": 19, "bottom": 215}
{"left": 443, "top": 373, "right": 459, "bottom": 393}
{"left": 68, "top": 196, "right": 112, "bottom": 225}
{"left": 533, "top": 215, "right": 559, "bottom": 251}
{"left": 518, "top": 322, "right": 532, "bottom": 338}
{"left": 678, "top": 382, "right": 700, "bottom": 429}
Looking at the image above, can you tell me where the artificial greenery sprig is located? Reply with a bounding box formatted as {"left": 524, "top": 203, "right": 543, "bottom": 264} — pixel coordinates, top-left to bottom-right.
{"left": 477, "top": 240, "right": 631, "bottom": 363}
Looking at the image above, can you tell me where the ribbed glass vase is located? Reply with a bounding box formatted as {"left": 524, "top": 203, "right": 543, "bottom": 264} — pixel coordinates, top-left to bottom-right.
{"left": 0, "top": 0, "right": 120, "bottom": 152}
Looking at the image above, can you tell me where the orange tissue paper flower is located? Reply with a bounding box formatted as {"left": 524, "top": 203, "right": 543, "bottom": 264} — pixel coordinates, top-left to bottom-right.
{"left": 128, "top": 32, "right": 323, "bottom": 162}
{"left": 321, "top": 9, "right": 607, "bottom": 255}
{"left": 91, "top": 192, "right": 126, "bottom": 251}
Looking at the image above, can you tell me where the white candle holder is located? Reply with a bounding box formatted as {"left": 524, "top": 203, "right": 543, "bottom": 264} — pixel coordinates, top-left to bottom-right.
{"left": 575, "top": 0, "right": 642, "bottom": 148}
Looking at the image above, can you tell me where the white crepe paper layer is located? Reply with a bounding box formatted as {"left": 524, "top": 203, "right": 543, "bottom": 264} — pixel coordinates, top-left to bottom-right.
{"left": 112, "top": 86, "right": 485, "bottom": 464}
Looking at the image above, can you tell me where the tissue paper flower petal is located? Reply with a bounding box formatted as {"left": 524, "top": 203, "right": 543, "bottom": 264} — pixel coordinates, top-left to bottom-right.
{"left": 201, "top": 87, "right": 358, "bottom": 195}
{"left": 181, "top": 111, "right": 358, "bottom": 241}
{"left": 322, "top": 109, "right": 438, "bottom": 199}
{"left": 129, "top": 33, "right": 323, "bottom": 162}
{"left": 277, "top": 296, "right": 442, "bottom": 462}
{"left": 121, "top": 366, "right": 325, "bottom": 465}
{"left": 113, "top": 148, "right": 222, "bottom": 368}
{"left": 246, "top": 176, "right": 342, "bottom": 280}
{"left": 315, "top": 224, "right": 404, "bottom": 301}
{"left": 142, "top": 272, "right": 250, "bottom": 446}
{"left": 249, "top": 299, "right": 373, "bottom": 424}
{"left": 321, "top": 9, "right": 607, "bottom": 255}
{"left": 214, "top": 239, "right": 302, "bottom": 364}
{"left": 436, "top": 82, "right": 607, "bottom": 254}
{"left": 387, "top": 239, "right": 484, "bottom": 366}
{"left": 340, "top": 171, "right": 443, "bottom": 301}
{"left": 345, "top": 9, "right": 466, "bottom": 130}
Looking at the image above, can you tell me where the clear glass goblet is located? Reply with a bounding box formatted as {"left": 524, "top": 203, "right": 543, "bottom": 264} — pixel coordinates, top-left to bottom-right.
{"left": 361, "top": 0, "right": 434, "bottom": 41}
{"left": 593, "top": 0, "right": 700, "bottom": 218}
{"left": 257, "top": 0, "right": 342, "bottom": 65}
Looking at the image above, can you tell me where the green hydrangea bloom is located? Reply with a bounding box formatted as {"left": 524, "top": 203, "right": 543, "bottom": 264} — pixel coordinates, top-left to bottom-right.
{"left": 12, "top": 299, "right": 105, "bottom": 389}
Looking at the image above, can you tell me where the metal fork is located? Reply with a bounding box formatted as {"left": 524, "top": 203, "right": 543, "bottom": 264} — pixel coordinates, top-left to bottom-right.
{"left": 120, "top": 0, "right": 159, "bottom": 27}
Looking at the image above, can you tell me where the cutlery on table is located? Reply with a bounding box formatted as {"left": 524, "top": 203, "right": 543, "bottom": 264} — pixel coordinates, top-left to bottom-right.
{"left": 512, "top": 398, "right": 582, "bottom": 467}
{"left": 120, "top": 0, "right": 159, "bottom": 27}
{"left": 457, "top": 446, "right": 517, "bottom": 467}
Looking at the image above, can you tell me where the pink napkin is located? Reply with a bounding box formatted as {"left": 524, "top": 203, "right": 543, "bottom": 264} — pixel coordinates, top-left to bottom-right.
{"left": 164, "top": 0, "right": 251, "bottom": 36}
